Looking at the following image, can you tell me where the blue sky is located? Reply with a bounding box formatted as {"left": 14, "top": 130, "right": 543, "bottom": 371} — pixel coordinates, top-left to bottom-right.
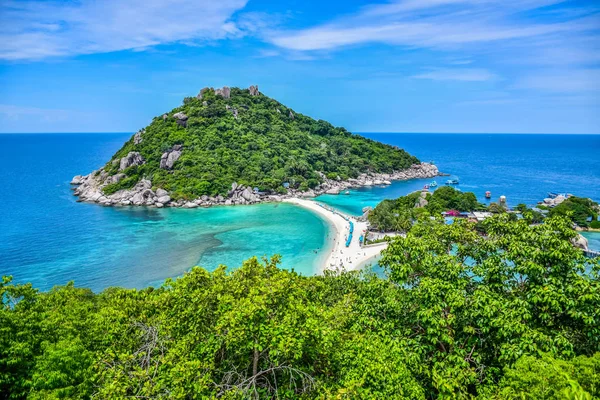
{"left": 0, "top": 0, "right": 599, "bottom": 133}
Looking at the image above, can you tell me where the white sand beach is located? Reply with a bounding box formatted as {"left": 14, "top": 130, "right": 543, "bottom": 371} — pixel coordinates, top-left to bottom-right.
{"left": 284, "top": 198, "right": 389, "bottom": 273}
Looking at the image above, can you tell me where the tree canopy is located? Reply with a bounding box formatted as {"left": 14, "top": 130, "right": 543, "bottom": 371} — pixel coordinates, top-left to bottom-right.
{"left": 549, "top": 196, "right": 599, "bottom": 228}
{"left": 2, "top": 214, "right": 598, "bottom": 399}
{"left": 100, "top": 87, "right": 420, "bottom": 200}
{"left": 368, "top": 186, "right": 486, "bottom": 231}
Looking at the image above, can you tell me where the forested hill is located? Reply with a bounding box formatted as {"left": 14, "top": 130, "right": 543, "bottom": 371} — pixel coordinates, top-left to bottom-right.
{"left": 88, "top": 85, "right": 420, "bottom": 200}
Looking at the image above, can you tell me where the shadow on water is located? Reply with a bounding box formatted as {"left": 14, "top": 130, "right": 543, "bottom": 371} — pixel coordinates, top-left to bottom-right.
{"left": 111, "top": 206, "right": 166, "bottom": 221}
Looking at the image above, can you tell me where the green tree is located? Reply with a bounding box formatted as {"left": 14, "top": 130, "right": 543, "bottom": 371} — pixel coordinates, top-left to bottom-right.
{"left": 550, "top": 197, "right": 599, "bottom": 227}
{"left": 379, "top": 215, "right": 600, "bottom": 397}
{"left": 1, "top": 215, "right": 598, "bottom": 399}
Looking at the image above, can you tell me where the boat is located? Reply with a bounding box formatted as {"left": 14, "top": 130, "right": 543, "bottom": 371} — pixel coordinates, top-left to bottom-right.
{"left": 485, "top": 191, "right": 491, "bottom": 199}
{"left": 423, "top": 184, "right": 430, "bottom": 190}
{"left": 430, "top": 181, "right": 438, "bottom": 187}
{"left": 445, "top": 179, "right": 459, "bottom": 185}
{"left": 344, "top": 190, "right": 350, "bottom": 195}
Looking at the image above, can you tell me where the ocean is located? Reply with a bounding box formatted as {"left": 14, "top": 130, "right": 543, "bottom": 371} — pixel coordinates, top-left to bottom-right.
{"left": 316, "top": 133, "right": 600, "bottom": 215}
{"left": 0, "top": 133, "right": 598, "bottom": 291}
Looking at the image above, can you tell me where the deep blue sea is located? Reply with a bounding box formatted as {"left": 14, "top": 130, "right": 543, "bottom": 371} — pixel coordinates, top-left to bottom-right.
{"left": 0, "top": 133, "right": 598, "bottom": 291}
{"left": 317, "top": 133, "right": 600, "bottom": 215}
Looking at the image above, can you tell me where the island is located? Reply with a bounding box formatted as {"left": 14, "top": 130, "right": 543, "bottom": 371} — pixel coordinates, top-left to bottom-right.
{"left": 70, "top": 85, "right": 438, "bottom": 208}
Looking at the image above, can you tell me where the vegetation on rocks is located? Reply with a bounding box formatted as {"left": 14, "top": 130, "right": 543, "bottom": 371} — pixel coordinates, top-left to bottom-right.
{"left": 368, "top": 186, "right": 485, "bottom": 231}
{"left": 2, "top": 214, "right": 598, "bottom": 399}
{"left": 549, "top": 196, "right": 599, "bottom": 228}
{"left": 100, "top": 86, "right": 419, "bottom": 200}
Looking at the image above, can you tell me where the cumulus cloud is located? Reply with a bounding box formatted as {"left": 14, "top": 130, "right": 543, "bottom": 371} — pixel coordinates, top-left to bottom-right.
{"left": 0, "top": 0, "right": 250, "bottom": 60}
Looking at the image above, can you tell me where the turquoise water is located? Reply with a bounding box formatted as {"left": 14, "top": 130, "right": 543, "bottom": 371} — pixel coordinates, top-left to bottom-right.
{"left": 582, "top": 232, "right": 600, "bottom": 253}
{"left": 0, "top": 133, "right": 598, "bottom": 291}
{"left": 0, "top": 134, "right": 328, "bottom": 292}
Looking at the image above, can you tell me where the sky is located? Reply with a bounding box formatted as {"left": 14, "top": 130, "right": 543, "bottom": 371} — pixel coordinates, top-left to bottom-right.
{"left": 0, "top": 0, "right": 599, "bottom": 134}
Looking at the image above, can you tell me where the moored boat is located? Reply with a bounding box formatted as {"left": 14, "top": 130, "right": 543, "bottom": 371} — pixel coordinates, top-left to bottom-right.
{"left": 485, "top": 191, "right": 491, "bottom": 199}
{"left": 446, "top": 179, "right": 459, "bottom": 185}
{"left": 430, "top": 180, "right": 438, "bottom": 187}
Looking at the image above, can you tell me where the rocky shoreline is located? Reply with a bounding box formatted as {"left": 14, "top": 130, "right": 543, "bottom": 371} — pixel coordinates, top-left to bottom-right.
{"left": 71, "top": 163, "right": 439, "bottom": 208}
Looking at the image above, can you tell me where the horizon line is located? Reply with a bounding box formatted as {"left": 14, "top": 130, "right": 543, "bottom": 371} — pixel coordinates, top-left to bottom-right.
{"left": 1, "top": 131, "right": 599, "bottom": 135}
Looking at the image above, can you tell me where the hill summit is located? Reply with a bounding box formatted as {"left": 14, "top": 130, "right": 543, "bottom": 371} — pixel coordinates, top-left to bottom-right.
{"left": 71, "top": 85, "right": 438, "bottom": 207}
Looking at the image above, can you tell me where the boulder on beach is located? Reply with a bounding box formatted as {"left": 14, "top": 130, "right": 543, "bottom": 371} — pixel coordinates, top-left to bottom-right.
{"left": 572, "top": 234, "right": 589, "bottom": 251}
{"left": 157, "top": 195, "right": 171, "bottom": 204}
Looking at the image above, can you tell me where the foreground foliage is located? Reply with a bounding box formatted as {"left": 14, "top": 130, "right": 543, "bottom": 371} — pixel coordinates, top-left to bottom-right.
{"left": 101, "top": 87, "right": 419, "bottom": 199}
{"left": 1, "top": 215, "right": 599, "bottom": 399}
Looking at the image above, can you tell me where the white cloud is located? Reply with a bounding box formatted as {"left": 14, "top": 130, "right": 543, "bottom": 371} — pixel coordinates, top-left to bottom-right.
{"left": 412, "top": 68, "right": 497, "bottom": 81}
{"left": 263, "top": 0, "right": 600, "bottom": 94}
{"left": 515, "top": 69, "right": 600, "bottom": 92}
{"left": 268, "top": 1, "right": 594, "bottom": 52}
{"left": 0, "top": 0, "right": 250, "bottom": 60}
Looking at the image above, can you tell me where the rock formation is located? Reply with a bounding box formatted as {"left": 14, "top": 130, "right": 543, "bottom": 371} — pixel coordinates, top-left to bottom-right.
{"left": 215, "top": 86, "right": 231, "bottom": 99}
{"left": 119, "top": 152, "right": 144, "bottom": 171}
{"left": 71, "top": 175, "right": 84, "bottom": 185}
{"left": 134, "top": 129, "right": 144, "bottom": 145}
{"left": 160, "top": 145, "right": 182, "bottom": 169}
{"left": 416, "top": 193, "right": 429, "bottom": 208}
{"left": 573, "top": 234, "right": 589, "bottom": 251}
{"left": 71, "top": 162, "right": 439, "bottom": 209}
{"left": 173, "top": 112, "right": 188, "bottom": 128}
{"left": 249, "top": 85, "right": 259, "bottom": 96}
{"left": 197, "top": 87, "right": 210, "bottom": 100}
{"left": 289, "top": 110, "right": 294, "bottom": 120}
{"left": 543, "top": 195, "right": 567, "bottom": 207}
{"left": 361, "top": 206, "right": 373, "bottom": 220}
